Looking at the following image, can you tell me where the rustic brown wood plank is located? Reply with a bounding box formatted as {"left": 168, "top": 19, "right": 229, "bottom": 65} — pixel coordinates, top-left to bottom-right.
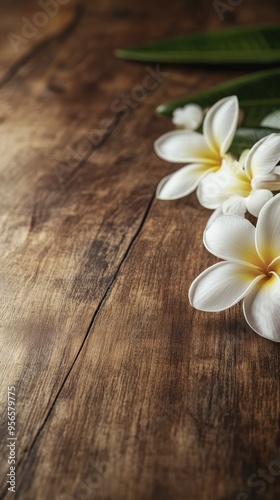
{"left": 1, "top": 0, "right": 280, "bottom": 499}
{"left": 0, "top": 1, "right": 80, "bottom": 85}
{"left": 0, "top": 1, "right": 174, "bottom": 495}
{"left": 14, "top": 195, "right": 280, "bottom": 500}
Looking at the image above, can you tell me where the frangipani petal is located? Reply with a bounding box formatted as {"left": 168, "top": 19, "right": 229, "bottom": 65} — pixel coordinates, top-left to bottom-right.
{"left": 205, "top": 207, "right": 223, "bottom": 229}
{"left": 273, "top": 166, "right": 280, "bottom": 175}
{"left": 197, "top": 169, "right": 230, "bottom": 209}
{"left": 243, "top": 275, "right": 280, "bottom": 342}
{"left": 156, "top": 163, "right": 212, "bottom": 200}
{"left": 252, "top": 173, "right": 280, "bottom": 191}
{"left": 245, "top": 189, "right": 273, "bottom": 217}
{"left": 197, "top": 158, "right": 250, "bottom": 210}
{"left": 204, "top": 215, "right": 263, "bottom": 268}
{"left": 268, "top": 255, "right": 280, "bottom": 275}
{"left": 239, "top": 149, "right": 249, "bottom": 169}
{"left": 255, "top": 193, "right": 280, "bottom": 263}
{"left": 222, "top": 196, "right": 247, "bottom": 217}
{"left": 172, "top": 104, "right": 204, "bottom": 130}
{"left": 154, "top": 130, "right": 218, "bottom": 164}
{"left": 245, "top": 134, "right": 280, "bottom": 179}
{"left": 189, "top": 261, "right": 262, "bottom": 312}
{"left": 203, "top": 96, "right": 238, "bottom": 156}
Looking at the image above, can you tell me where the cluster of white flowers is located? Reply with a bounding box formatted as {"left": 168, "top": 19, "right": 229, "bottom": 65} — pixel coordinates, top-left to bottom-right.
{"left": 155, "top": 96, "right": 280, "bottom": 341}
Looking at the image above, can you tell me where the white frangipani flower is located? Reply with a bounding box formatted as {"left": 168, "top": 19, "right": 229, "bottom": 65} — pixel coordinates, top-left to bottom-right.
{"left": 189, "top": 194, "right": 280, "bottom": 342}
{"left": 155, "top": 96, "right": 239, "bottom": 200}
{"left": 172, "top": 104, "right": 204, "bottom": 130}
{"left": 197, "top": 133, "right": 280, "bottom": 217}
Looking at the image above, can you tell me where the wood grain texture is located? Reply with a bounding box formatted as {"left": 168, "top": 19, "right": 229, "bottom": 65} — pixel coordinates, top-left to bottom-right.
{"left": 0, "top": 1, "right": 280, "bottom": 499}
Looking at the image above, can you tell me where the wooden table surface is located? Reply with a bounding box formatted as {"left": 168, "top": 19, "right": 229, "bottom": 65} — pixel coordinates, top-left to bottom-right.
{"left": 1, "top": 1, "right": 280, "bottom": 499}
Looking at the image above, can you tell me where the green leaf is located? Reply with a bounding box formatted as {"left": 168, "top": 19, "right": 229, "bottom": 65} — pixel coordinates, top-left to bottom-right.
{"left": 156, "top": 67, "right": 280, "bottom": 127}
{"left": 230, "top": 127, "right": 280, "bottom": 157}
{"left": 116, "top": 24, "right": 280, "bottom": 64}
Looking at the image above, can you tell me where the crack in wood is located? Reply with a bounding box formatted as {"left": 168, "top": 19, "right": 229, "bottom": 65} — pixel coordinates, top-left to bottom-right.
{"left": 54, "top": 113, "right": 121, "bottom": 191}
{"left": 0, "top": 192, "right": 155, "bottom": 499}
{"left": 0, "top": 4, "right": 84, "bottom": 89}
